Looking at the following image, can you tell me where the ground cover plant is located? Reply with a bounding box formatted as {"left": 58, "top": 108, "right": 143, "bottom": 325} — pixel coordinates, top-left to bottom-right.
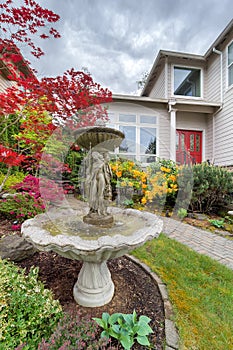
{"left": 133, "top": 234, "right": 233, "bottom": 350}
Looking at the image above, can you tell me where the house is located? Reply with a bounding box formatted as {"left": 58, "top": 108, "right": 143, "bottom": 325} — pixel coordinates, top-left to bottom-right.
{"left": 0, "top": 43, "right": 32, "bottom": 92}
{"left": 106, "top": 19, "right": 233, "bottom": 166}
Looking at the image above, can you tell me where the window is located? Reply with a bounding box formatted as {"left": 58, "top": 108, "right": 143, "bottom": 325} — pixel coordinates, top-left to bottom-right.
{"left": 174, "top": 66, "right": 201, "bottom": 97}
{"left": 228, "top": 42, "right": 233, "bottom": 87}
{"left": 107, "top": 113, "right": 157, "bottom": 164}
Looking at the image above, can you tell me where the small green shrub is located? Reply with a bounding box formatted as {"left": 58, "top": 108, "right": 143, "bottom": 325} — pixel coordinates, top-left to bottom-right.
{"left": 0, "top": 171, "right": 26, "bottom": 191}
{"left": 0, "top": 258, "right": 62, "bottom": 349}
{"left": 0, "top": 192, "right": 46, "bottom": 224}
{"left": 208, "top": 219, "right": 225, "bottom": 229}
{"left": 93, "top": 310, "right": 153, "bottom": 350}
{"left": 178, "top": 163, "right": 233, "bottom": 214}
{"left": 177, "top": 208, "right": 188, "bottom": 219}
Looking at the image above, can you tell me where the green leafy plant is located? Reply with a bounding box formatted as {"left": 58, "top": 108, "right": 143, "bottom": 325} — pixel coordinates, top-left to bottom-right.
{"left": 0, "top": 259, "right": 62, "bottom": 349}
{"left": 93, "top": 310, "right": 153, "bottom": 350}
{"left": 208, "top": 218, "right": 225, "bottom": 229}
{"left": 0, "top": 171, "right": 26, "bottom": 192}
{"left": 110, "top": 158, "right": 148, "bottom": 208}
{"left": 0, "top": 192, "right": 46, "bottom": 225}
{"left": 144, "top": 158, "right": 178, "bottom": 211}
{"left": 178, "top": 163, "right": 233, "bottom": 214}
{"left": 177, "top": 208, "right": 188, "bottom": 219}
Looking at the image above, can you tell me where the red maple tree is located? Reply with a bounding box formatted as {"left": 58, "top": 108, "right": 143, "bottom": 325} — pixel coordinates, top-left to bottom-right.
{"left": 0, "top": 0, "right": 112, "bottom": 187}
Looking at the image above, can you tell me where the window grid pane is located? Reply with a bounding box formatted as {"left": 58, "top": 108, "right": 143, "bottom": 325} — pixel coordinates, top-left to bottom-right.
{"left": 140, "top": 115, "right": 157, "bottom": 124}
{"left": 119, "top": 114, "right": 136, "bottom": 123}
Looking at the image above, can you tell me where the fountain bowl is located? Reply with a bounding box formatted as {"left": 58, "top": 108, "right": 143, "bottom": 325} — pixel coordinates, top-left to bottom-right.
{"left": 22, "top": 203, "right": 163, "bottom": 307}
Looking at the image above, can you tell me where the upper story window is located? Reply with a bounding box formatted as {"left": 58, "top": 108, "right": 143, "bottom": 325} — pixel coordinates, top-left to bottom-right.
{"left": 174, "top": 66, "right": 201, "bottom": 97}
{"left": 228, "top": 41, "right": 233, "bottom": 87}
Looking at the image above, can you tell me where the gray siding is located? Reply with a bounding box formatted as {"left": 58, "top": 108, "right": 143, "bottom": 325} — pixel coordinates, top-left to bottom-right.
{"left": 0, "top": 75, "right": 12, "bottom": 92}
{"left": 214, "top": 88, "right": 233, "bottom": 165}
{"left": 205, "top": 54, "right": 221, "bottom": 102}
{"left": 206, "top": 115, "right": 213, "bottom": 162}
{"left": 149, "top": 69, "right": 166, "bottom": 99}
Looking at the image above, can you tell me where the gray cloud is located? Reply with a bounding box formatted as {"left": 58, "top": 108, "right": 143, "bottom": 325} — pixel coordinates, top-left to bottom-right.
{"left": 28, "top": 0, "right": 233, "bottom": 94}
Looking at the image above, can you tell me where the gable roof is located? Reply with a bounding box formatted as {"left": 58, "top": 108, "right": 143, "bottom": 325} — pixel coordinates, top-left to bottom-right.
{"left": 141, "top": 19, "right": 233, "bottom": 97}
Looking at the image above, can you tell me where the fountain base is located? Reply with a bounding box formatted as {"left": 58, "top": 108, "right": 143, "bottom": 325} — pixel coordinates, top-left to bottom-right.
{"left": 83, "top": 213, "right": 114, "bottom": 227}
{"left": 73, "top": 261, "right": 114, "bottom": 307}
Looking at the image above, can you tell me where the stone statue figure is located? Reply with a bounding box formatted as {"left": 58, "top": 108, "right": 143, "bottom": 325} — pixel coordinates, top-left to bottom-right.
{"left": 83, "top": 150, "right": 113, "bottom": 225}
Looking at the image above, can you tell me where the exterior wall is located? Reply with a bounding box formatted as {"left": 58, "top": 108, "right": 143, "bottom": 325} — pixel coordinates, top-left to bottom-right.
{"left": 0, "top": 74, "right": 13, "bottom": 92}
{"left": 106, "top": 101, "right": 170, "bottom": 161}
{"left": 214, "top": 88, "right": 233, "bottom": 166}
{"left": 205, "top": 54, "right": 221, "bottom": 102}
{"left": 149, "top": 69, "right": 166, "bottom": 99}
{"left": 205, "top": 114, "right": 213, "bottom": 162}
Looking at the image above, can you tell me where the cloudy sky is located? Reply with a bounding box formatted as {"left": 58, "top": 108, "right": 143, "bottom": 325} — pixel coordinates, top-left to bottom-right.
{"left": 30, "top": 0, "right": 233, "bottom": 95}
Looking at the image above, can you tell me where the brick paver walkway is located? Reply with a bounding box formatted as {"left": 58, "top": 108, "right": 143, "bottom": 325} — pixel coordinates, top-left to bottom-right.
{"left": 162, "top": 217, "right": 233, "bottom": 270}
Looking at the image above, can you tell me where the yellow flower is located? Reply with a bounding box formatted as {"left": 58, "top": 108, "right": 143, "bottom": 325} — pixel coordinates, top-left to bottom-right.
{"left": 169, "top": 174, "right": 176, "bottom": 182}
{"left": 141, "top": 197, "right": 147, "bottom": 204}
{"left": 160, "top": 166, "right": 171, "bottom": 173}
{"left": 116, "top": 171, "right": 122, "bottom": 177}
{"left": 142, "top": 183, "right": 147, "bottom": 189}
{"left": 128, "top": 181, "right": 133, "bottom": 187}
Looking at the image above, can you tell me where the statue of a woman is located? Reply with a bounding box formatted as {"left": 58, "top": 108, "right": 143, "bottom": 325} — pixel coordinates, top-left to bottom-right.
{"left": 84, "top": 150, "right": 113, "bottom": 222}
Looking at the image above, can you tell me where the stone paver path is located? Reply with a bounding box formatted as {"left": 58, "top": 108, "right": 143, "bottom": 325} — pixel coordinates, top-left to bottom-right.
{"left": 162, "top": 217, "right": 233, "bottom": 270}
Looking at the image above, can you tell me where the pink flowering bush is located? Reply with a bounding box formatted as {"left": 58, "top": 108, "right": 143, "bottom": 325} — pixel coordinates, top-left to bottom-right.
{"left": 0, "top": 175, "right": 72, "bottom": 230}
{"left": 0, "top": 193, "right": 46, "bottom": 225}
{"left": 36, "top": 311, "right": 119, "bottom": 350}
{"left": 13, "top": 174, "right": 66, "bottom": 202}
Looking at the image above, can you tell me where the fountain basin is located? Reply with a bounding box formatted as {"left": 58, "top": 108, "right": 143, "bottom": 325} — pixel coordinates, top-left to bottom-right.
{"left": 22, "top": 205, "right": 163, "bottom": 307}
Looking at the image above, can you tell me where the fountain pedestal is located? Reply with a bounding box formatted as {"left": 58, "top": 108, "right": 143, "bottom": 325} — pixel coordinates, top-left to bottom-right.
{"left": 73, "top": 261, "right": 114, "bottom": 307}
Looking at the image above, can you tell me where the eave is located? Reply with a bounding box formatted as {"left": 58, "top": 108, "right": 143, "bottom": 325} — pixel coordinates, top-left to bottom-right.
{"left": 112, "top": 94, "right": 221, "bottom": 114}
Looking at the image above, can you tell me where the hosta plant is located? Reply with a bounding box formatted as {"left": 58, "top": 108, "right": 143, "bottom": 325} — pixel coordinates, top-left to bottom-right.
{"left": 93, "top": 310, "right": 153, "bottom": 350}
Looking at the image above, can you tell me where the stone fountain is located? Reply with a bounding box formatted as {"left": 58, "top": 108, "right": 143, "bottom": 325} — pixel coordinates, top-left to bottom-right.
{"left": 22, "top": 126, "right": 163, "bottom": 307}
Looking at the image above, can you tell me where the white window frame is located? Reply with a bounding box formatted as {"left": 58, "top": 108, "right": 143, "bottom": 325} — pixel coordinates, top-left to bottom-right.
{"left": 107, "top": 112, "right": 159, "bottom": 165}
{"left": 227, "top": 40, "right": 233, "bottom": 89}
{"left": 171, "top": 64, "right": 204, "bottom": 99}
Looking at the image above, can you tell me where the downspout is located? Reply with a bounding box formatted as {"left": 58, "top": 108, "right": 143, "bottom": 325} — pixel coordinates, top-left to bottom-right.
{"left": 212, "top": 47, "right": 223, "bottom": 164}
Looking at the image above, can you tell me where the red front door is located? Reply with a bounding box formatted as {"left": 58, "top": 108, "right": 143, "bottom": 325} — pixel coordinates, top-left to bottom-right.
{"left": 176, "top": 130, "right": 202, "bottom": 165}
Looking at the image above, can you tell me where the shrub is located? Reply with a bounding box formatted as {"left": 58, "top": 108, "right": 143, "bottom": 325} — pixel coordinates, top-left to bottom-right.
{"left": 0, "top": 171, "right": 26, "bottom": 192}
{"left": 0, "top": 259, "right": 62, "bottom": 349}
{"left": 13, "top": 174, "right": 65, "bottom": 202}
{"left": 179, "top": 163, "right": 233, "bottom": 213}
{"left": 110, "top": 158, "right": 148, "bottom": 208}
{"left": 93, "top": 310, "right": 153, "bottom": 350}
{"left": 143, "top": 158, "right": 178, "bottom": 210}
{"left": 177, "top": 208, "right": 188, "bottom": 219}
{"left": 37, "top": 311, "right": 119, "bottom": 349}
{"left": 0, "top": 192, "right": 46, "bottom": 224}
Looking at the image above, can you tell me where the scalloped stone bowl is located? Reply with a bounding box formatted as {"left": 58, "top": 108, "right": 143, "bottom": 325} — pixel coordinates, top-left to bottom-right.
{"left": 22, "top": 204, "right": 163, "bottom": 307}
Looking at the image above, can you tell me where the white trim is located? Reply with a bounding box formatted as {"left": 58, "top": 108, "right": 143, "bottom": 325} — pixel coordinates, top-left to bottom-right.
{"left": 171, "top": 64, "right": 204, "bottom": 99}
{"left": 165, "top": 57, "right": 168, "bottom": 99}
{"left": 226, "top": 39, "right": 233, "bottom": 90}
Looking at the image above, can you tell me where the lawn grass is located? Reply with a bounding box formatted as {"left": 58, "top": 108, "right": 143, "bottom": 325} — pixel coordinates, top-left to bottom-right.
{"left": 133, "top": 234, "right": 233, "bottom": 350}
